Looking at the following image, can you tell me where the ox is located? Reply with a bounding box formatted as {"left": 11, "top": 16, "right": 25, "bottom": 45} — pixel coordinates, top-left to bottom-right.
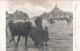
{"left": 8, "top": 20, "right": 31, "bottom": 47}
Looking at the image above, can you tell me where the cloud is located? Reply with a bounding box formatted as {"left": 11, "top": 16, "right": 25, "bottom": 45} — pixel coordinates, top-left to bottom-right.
{"left": 6, "top": 0, "right": 73, "bottom": 17}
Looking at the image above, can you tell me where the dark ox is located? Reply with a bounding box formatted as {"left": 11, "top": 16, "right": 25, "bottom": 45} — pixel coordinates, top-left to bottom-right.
{"left": 8, "top": 20, "right": 31, "bottom": 47}
{"left": 29, "top": 26, "right": 50, "bottom": 47}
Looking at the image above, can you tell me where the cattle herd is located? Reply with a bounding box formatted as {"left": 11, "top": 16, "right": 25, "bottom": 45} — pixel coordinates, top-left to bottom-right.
{"left": 7, "top": 17, "right": 50, "bottom": 47}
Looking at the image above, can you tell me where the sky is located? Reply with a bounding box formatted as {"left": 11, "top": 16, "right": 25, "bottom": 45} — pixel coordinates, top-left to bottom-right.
{"left": 6, "top": 0, "right": 73, "bottom": 18}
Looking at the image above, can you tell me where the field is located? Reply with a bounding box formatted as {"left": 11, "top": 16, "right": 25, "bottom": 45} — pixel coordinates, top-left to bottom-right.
{"left": 6, "top": 20, "right": 73, "bottom": 51}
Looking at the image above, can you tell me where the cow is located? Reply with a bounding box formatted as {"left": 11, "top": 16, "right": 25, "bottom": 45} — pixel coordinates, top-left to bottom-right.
{"left": 8, "top": 20, "right": 31, "bottom": 47}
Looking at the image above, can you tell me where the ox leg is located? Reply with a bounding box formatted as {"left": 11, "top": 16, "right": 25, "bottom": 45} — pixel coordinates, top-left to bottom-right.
{"left": 16, "top": 35, "right": 21, "bottom": 47}
{"left": 9, "top": 39, "right": 13, "bottom": 43}
{"left": 41, "top": 42, "right": 44, "bottom": 46}
{"left": 12, "top": 35, "right": 15, "bottom": 45}
{"left": 45, "top": 42, "right": 48, "bottom": 46}
{"left": 25, "top": 35, "right": 28, "bottom": 47}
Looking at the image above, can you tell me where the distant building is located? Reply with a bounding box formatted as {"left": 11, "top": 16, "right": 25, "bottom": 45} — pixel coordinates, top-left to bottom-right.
{"left": 53, "top": 4, "right": 59, "bottom": 12}
{"left": 27, "top": 4, "right": 73, "bottom": 20}
{"left": 50, "top": 4, "right": 73, "bottom": 20}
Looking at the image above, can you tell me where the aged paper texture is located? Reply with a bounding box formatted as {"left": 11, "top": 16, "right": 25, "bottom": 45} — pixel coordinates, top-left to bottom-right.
{"left": 1, "top": 0, "right": 80, "bottom": 51}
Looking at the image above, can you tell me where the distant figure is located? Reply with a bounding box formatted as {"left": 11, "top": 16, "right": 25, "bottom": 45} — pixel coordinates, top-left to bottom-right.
{"left": 66, "top": 18, "right": 71, "bottom": 25}
{"left": 49, "top": 18, "right": 54, "bottom": 24}
{"left": 60, "top": 18, "right": 63, "bottom": 21}
{"left": 42, "top": 26, "right": 50, "bottom": 46}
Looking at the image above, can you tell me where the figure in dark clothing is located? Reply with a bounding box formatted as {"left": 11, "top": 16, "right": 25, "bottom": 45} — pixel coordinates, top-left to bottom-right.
{"left": 42, "top": 26, "right": 50, "bottom": 46}
{"left": 66, "top": 18, "right": 71, "bottom": 25}
{"left": 49, "top": 18, "right": 54, "bottom": 24}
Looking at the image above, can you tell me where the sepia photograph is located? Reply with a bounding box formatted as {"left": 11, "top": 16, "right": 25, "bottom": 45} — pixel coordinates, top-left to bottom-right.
{"left": 6, "top": 0, "right": 73, "bottom": 51}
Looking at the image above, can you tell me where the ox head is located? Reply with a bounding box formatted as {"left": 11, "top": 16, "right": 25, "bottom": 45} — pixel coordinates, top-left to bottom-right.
{"left": 8, "top": 20, "right": 14, "bottom": 26}
{"left": 23, "top": 20, "right": 35, "bottom": 30}
{"left": 28, "top": 21, "right": 37, "bottom": 29}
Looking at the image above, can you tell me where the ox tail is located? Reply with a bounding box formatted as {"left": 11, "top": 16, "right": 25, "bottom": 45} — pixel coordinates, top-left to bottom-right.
{"left": 7, "top": 21, "right": 13, "bottom": 43}
{"left": 6, "top": 24, "right": 8, "bottom": 37}
{"left": 6, "top": 20, "right": 12, "bottom": 37}
{"left": 7, "top": 22, "right": 13, "bottom": 43}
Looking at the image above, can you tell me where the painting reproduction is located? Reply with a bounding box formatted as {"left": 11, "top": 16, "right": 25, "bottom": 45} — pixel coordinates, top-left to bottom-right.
{"left": 6, "top": 0, "right": 73, "bottom": 51}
